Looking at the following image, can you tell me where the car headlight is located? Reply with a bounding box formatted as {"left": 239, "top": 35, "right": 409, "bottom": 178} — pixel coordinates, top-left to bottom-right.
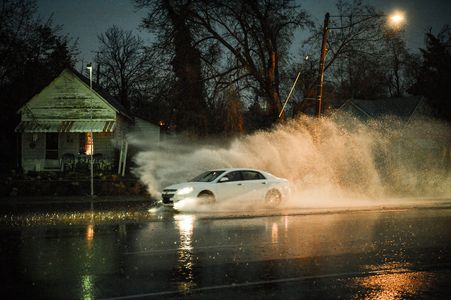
{"left": 176, "top": 186, "right": 194, "bottom": 195}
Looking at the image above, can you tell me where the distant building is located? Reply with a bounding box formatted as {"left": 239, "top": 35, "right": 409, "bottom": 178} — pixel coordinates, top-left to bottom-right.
{"left": 338, "top": 96, "right": 431, "bottom": 121}
{"left": 338, "top": 97, "right": 430, "bottom": 120}
{"left": 15, "top": 68, "right": 159, "bottom": 174}
{"left": 337, "top": 96, "right": 450, "bottom": 190}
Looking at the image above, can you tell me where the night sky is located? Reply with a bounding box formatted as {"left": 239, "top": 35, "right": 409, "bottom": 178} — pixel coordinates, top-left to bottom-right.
{"left": 37, "top": 0, "right": 451, "bottom": 66}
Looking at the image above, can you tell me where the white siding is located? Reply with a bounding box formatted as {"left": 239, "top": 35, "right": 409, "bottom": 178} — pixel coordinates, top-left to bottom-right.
{"left": 17, "top": 69, "right": 133, "bottom": 173}
{"left": 129, "top": 117, "right": 160, "bottom": 144}
{"left": 59, "top": 133, "right": 78, "bottom": 155}
{"left": 93, "top": 132, "right": 115, "bottom": 159}
{"left": 21, "top": 133, "right": 45, "bottom": 171}
{"left": 20, "top": 70, "right": 116, "bottom": 121}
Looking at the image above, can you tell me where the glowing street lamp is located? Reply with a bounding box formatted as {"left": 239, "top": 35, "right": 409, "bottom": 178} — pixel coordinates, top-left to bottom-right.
{"left": 388, "top": 11, "right": 405, "bottom": 28}
{"left": 315, "top": 11, "right": 406, "bottom": 117}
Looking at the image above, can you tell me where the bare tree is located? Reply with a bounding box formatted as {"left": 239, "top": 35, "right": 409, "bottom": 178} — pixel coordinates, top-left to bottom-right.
{"left": 1, "top": 0, "right": 39, "bottom": 85}
{"left": 95, "top": 26, "right": 150, "bottom": 111}
{"left": 0, "top": 0, "right": 76, "bottom": 168}
{"left": 383, "top": 30, "right": 413, "bottom": 97}
{"left": 190, "top": 0, "right": 311, "bottom": 122}
{"left": 305, "top": 0, "right": 413, "bottom": 101}
{"left": 136, "top": 0, "right": 209, "bottom": 135}
{"left": 224, "top": 86, "right": 244, "bottom": 136}
{"left": 137, "top": 0, "right": 311, "bottom": 131}
{"left": 410, "top": 26, "right": 451, "bottom": 122}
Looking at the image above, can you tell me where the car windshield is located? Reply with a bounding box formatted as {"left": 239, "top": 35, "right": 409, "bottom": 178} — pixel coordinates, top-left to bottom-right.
{"left": 189, "top": 170, "right": 225, "bottom": 182}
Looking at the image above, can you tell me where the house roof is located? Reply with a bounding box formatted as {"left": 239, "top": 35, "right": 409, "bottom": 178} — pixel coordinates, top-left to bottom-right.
{"left": 339, "top": 96, "right": 424, "bottom": 119}
{"left": 68, "top": 68, "right": 133, "bottom": 120}
{"left": 17, "top": 67, "right": 133, "bottom": 121}
{"left": 16, "top": 120, "right": 116, "bottom": 133}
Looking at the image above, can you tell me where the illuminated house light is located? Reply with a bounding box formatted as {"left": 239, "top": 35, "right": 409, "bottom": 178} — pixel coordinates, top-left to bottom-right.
{"left": 85, "top": 132, "right": 93, "bottom": 155}
{"left": 79, "top": 132, "right": 94, "bottom": 155}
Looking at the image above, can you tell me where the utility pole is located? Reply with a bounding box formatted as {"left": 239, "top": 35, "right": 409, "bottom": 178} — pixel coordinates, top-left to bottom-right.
{"left": 316, "top": 12, "right": 330, "bottom": 118}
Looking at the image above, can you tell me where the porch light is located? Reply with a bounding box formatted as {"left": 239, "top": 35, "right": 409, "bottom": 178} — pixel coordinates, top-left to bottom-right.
{"left": 85, "top": 132, "right": 94, "bottom": 155}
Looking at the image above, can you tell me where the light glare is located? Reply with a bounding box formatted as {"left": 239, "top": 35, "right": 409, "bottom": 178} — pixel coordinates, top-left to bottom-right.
{"left": 388, "top": 11, "right": 405, "bottom": 27}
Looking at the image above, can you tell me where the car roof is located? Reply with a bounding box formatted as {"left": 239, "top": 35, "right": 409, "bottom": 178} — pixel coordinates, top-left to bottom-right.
{"left": 211, "top": 168, "right": 262, "bottom": 172}
{"left": 210, "top": 168, "right": 274, "bottom": 175}
{"left": 200, "top": 168, "right": 283, "bottom": 180}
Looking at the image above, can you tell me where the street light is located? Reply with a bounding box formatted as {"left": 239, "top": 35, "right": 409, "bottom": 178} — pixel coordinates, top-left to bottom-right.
{"left": 278, "top": 55, "right": 310, "bottom": 119}
{"left": 315, "top": 11, "right": 406, "bottom": 117}
{"left": 388, "top": 11, "right": 405, "bottom": 28}
{"left": 86, "top": 63, "right": 94, "bottom": 201}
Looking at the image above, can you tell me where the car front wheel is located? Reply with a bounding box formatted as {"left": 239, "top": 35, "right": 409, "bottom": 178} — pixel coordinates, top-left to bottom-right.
{"left": 197, "top": 191, "right": 216, "bottom": 205}
{"left": 264, "top": 189, "right": 282, "bottom": 208}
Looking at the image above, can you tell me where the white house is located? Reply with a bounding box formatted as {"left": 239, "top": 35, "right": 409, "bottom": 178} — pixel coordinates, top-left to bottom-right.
{"left": 15, "top": 68, "right": 160, "bottom": 173}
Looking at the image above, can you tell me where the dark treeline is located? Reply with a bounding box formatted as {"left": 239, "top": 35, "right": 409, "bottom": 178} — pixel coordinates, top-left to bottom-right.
{"left": 1, "top": 0, "right": 450, "bottom": 166}
{"left": 0, "top": 0, "right": 76, "bottom": 168}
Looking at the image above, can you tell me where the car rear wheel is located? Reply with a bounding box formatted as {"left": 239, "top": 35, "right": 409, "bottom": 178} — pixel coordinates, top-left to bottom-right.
{"left": 198, "top": 191, "right": 215, "bottom": 205}
{"left": 264, "top": 189, "right": 281, "bottom": 208}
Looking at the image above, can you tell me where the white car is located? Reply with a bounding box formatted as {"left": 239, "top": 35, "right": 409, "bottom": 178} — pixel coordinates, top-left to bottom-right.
{"left": 161, "top": 168, "right": 289, "bottom": 208}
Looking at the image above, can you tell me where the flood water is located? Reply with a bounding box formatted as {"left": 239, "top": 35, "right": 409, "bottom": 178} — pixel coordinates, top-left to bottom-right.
{"left": 1, "top": 205, "right": 451, "bottom": 299}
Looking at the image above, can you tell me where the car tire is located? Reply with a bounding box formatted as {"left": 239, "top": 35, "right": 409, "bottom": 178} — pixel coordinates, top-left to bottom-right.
{"left": 198, "top": 191, "right": 215, "bottom": 205}
{"left": 264, "top": 189, "right": 282, "bottom": 208}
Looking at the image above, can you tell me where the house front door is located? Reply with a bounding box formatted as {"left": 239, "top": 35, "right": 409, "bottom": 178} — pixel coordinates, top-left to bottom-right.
{"left": 45, "top": 133, "right": 60, "bottom": 169}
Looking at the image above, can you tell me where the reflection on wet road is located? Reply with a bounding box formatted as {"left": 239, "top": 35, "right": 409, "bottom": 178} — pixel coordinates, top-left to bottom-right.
{"left": 353, "top": 263, "right": 435, "bottom": 300}
{"left": 174, "top": 214, "right": 196, "bottom": 293}
{"left": 1, "top": 206, "right": 451, "bottom": 299}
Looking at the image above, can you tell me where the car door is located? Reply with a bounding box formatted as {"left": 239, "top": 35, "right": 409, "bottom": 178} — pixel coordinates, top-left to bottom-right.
{"left": 215, "top": 171, "right": 246, "bottom": 201}
{"left": 240, "top": 170, "right": 267, "bottom": 201}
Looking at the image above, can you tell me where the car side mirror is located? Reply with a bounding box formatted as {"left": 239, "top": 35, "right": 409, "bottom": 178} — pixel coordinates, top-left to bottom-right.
{"left": 219, "top": 177, "right": 229, "bottom": 183}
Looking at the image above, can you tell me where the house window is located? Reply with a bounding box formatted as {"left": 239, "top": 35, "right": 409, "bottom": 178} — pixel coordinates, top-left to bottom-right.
{"left": 79, "top": 132, "right": 93, "bottom": 155}
{"left": 45, "top": 133, "right": 59, "bottom": 159}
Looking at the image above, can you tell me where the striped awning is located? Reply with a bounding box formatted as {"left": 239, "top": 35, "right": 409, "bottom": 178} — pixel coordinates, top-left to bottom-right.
{"left": 15, "top": 120, "right": 116, "bottom": 133}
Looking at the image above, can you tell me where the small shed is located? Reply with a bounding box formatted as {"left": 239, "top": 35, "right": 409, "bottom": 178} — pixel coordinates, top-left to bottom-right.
{"left": 15, "top": 68, "right": 135, "bottom": 173}
{"left": 336, "top": 96, "right": 450, "bottom": 181}
{"left": 337, "top": 96, "right": 430, "bottom": 121}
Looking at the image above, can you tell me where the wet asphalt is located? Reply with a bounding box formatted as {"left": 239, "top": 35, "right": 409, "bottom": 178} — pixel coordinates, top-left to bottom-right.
{"left": 1, "top": 202, "right": 451, "bottom": 299}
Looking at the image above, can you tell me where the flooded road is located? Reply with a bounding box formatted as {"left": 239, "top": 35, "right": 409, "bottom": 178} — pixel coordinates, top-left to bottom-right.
{"left": 1, "top": 204, "right": 451, "bottom": 299}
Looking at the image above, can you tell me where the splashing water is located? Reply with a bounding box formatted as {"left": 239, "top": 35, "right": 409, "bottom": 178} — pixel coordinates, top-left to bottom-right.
{"left": 131, "top": 115, "right": 451, "bottom": 208}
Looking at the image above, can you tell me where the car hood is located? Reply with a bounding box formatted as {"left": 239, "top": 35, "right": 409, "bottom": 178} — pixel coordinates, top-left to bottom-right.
{"left": 162, "top": 182, "right": 203, "bottom": 191}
